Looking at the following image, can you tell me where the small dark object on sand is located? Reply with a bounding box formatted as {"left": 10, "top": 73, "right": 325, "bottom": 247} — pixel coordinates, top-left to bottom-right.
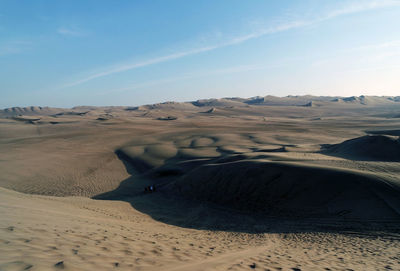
{"left": 55, "top": 261, "right": 64, "bottom": 269}
{"left": 157, "top": 116, "right": 177, "bottom": 121}
{"left": 144, "top": 185, "right": 156, "bottom": 193}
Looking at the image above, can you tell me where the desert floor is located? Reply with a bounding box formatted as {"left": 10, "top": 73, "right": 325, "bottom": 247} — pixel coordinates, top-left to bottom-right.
{"left": 1, "top": 96, "right": 400, "bottom": 270}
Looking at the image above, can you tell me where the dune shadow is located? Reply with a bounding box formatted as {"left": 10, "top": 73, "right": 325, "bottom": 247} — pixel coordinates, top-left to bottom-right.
{"left": 94, "top": 151, "right": 274, "bottom": 233}
{"left": 93, "top": 151, "right": 400, "bottom": 234}
{"left": 366, "top": 129, "right": 400, "bottom": 136}
{"left": 320, "top": 134, "right": 400, "bottom": 162}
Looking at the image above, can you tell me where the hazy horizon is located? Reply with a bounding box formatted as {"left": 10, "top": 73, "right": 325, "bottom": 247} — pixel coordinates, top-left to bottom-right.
{"left": 1, "top": 0, "right": 400, "bottom": 108}
{"left": 2, "top": 93, "right": 400, "bottom": 110}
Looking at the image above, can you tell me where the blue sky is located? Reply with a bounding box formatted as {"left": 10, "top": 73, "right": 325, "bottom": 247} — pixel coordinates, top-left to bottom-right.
{"left": 1, "top": 0, "right": 400, "bottom": 108}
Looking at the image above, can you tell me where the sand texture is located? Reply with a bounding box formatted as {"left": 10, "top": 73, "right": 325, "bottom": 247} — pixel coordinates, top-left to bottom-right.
{"left": 1, "top": 95, "right": 400, "bottom": 270}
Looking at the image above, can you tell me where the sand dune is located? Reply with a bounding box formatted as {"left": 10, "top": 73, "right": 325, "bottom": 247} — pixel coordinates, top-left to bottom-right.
{"left": 1, "top": 95, "right": 400, "bottom": 270}
{"left": 2, "top": 95, "right": 400, "bottom": 119}
{"left": 171, "top": 160, "right": 400, "bottom": 219}
{"left": 1, "top": 106, "right": 65, "bottom": 116}
{"left": 3, "top": 186, "right": 400, "bottom": 271}
{"left": 324, "top": 135, "right": 400, "bottom": 161}
{"left": 192, "top": 98, "right": 247, "bottom": 107}
{"left": 112, "top": 134, "right": 400, "bottom": 221}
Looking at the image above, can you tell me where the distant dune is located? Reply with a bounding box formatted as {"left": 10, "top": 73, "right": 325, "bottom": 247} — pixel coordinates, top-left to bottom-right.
{"left": 1, "top": 106, "right": 65, "bottom": 116}
{"left": 2, "top": 95, "right": 400, "bottom": 117}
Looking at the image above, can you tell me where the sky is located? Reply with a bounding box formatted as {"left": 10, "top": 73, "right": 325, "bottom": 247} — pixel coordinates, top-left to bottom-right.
{"left": 1, "top": 0, "right": 400, "bottom": 108}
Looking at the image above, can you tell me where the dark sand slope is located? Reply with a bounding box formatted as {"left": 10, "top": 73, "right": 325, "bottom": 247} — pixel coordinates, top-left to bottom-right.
{"left": 171, "top": 160, "right": 400, "bottom": 220}
{"left": 323, "top": 135, "right": 400, "bottom": 161}
{"left": 105, "top": 136, "right": 400, "bottom": 223}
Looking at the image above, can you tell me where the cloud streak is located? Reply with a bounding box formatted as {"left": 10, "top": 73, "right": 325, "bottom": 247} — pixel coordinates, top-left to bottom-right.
{"left": 351, "top": 40, "right": 400, "bottom": 51}
{"left": 311, "top": 38, "right": 400, "bottom": 67}
{"left": 64, "top": 0, "right": 400, "bottom": 87}
{"left": 57, "top": 27, "right": 86, "bottom": 37}
{"left": 98, "top": 63, "right": 281, "bottom": 96}
{"left": 322, "top": 0, "right": 400, "bottom": 19}
{"left": 0, "top": 40, "right": 32, "bottom": 57}
{"left": 346, "top": 64, "right": 400, "bottom": 73}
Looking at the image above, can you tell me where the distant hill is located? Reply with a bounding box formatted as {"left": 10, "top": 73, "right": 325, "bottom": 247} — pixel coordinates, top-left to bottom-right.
{"left": 0, "top": 106, "right": 65, "bottom": 117}
{"left": 2, "top": 95, "right": 400, "bottom": 117}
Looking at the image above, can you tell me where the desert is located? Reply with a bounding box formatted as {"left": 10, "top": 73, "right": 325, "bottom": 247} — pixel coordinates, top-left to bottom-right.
{"left": 2, "top": 1, "right": 400, "bottom": 269}
{"left": 1, "top": 95, "right": 400, "bottom": 270}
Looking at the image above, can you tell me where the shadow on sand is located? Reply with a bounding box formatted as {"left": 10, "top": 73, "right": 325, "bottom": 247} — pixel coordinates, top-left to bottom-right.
{"left": 93, "top": 152, "right": 400, "bottom": 234}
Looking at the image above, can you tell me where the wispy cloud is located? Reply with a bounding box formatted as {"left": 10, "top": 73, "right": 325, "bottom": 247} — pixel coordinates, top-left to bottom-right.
{"left": 98, "top": 63, "right": 286, "bottom": 96}
{"left": 312, "top": 38, "right": 400, "bottom": 67}
{"left": 322, "top": 0, "right": 400, "bottom": 19}
{"left": 0, "top": 40, "right": 32, "bottom": 57}
{"left": 356, "top": 39, "right": 400, "bottom": 62}
{"left": 63, "top": 20, "right": 309, "bottom": 88}
{"left": 345, "top": 64, "right": 400, "bottom": 73}
{"left": 64, "top": 46, "right": 220, "bottom": 87}
{"left": 57, "top": 27, "right": 86, "bottom": 37}
{"left": 350, "top": 40, "right": 400, "bottom": 51}
{"left": 63, "top": 0, "right": 400, "bottom": 87}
